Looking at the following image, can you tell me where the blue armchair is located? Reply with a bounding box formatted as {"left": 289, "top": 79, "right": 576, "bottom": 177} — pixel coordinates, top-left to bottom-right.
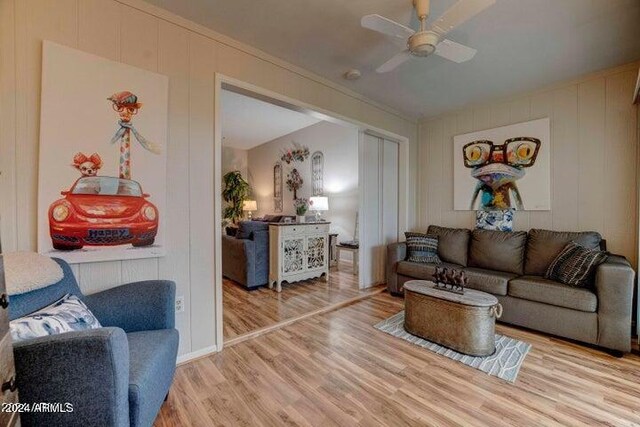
{"left": 9, "top": 258, "right": 178, "bottom": 427}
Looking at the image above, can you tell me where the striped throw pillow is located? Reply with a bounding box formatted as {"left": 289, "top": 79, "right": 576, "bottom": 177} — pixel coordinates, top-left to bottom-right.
{"left": 545, "top": 241, "right": 608, "bottom": 287}
{"left": 405, "top": 232, "right": 441, "bottom": 264}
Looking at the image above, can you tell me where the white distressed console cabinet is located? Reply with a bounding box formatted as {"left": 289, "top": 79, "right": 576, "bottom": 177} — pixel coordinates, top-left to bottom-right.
{"left": 269, "top": 222, "right": 330, "bottom": 292}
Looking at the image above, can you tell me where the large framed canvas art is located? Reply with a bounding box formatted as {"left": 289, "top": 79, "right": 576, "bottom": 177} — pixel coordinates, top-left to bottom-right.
{"left": 453, "top": 118, "right": 551, "bottom": 211}
{"left": 37, "top": 41, "right": 168, "bottom": 263}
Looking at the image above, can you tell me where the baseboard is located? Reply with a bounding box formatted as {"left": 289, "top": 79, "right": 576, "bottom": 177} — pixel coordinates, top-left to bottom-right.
{"left": 176, "top": 344, "right": 219, "bottom": 365}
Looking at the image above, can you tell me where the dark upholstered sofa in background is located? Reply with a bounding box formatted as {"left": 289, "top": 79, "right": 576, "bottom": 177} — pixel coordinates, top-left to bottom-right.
{"left": 222, "top": 216, "right": 295, "bottom": 289}
{"left": 222, "top": 221, "right": 270, "bottom": 289}
{"left": 387, "top": 226, "right": 635, "bottom": 354}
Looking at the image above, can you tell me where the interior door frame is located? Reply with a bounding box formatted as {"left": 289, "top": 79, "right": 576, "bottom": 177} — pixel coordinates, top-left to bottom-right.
{"left": 214, "top": 73, "right": 410, "bottom": 350}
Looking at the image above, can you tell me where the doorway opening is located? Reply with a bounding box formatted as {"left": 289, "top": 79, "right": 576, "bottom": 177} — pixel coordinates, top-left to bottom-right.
{"left": 215, "top": 77, "right": 406, "bottom": 348}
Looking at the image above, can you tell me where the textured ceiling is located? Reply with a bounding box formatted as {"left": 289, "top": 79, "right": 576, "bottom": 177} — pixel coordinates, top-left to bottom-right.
{"left": 146, "top": 0, "right": 640, "bottom": 119}
{"left": 221, "top": 90, "right": 320, "bottom": 150}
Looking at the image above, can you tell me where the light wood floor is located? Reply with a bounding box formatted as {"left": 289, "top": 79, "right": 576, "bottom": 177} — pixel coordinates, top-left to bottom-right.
{"left": 223, "top": 262, "right": 372, "bottom": 340}
{"left": 157, "top": 292, "right": 640, "bottom": 426}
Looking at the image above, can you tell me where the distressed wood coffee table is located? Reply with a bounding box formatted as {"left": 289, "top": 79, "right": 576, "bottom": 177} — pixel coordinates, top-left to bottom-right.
{"left": 403, "top": 280, "right": 502, "bottom": 356}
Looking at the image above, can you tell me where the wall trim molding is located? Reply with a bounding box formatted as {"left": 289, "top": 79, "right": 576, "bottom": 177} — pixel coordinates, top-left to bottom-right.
{"left": 419, "top": 60, "right": 640, "bottom": 124}
{"left": 176, "top": 344, "right": 219, "bottom": 365}
{"left": 114, "top": 0, "right": 416, "bottom": 124}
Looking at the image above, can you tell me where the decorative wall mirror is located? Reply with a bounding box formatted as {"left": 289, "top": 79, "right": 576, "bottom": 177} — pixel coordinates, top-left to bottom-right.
{"left": 274, "top": 162, "right": 283, "bottom": 212}
{"left": 311, "top": 151, "right": 324, "bottom": 196}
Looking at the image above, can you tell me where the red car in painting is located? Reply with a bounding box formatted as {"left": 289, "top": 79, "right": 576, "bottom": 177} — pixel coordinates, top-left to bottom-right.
{"left": 49, "top": 176, "right": 158, "bottom": 250}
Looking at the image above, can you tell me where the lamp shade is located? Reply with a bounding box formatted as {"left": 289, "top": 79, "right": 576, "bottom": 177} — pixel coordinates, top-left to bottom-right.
{"left": 242, "top": 200, "right": 257, "bottom": 211}
{"left": 309, "top": 196, "right": 329, "bottom": 211}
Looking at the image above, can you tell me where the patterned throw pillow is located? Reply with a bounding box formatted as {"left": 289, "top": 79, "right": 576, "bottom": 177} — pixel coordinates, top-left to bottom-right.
{"left": 545, "top": 242, "right": 608, "bottom": 287}
{"left": 405, "top": 232, "right": 441, "bottom": 264}
{"left": 476, "top": 209, "right": 514, "bottom": 232}
{"left": 10, "top": 294, "right": 102, "bottom": 343}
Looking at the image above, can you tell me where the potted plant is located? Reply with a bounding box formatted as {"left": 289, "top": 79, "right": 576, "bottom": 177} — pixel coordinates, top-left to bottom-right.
{"left": 293, "top": 198, "right": 312, "bottom": 223}
{"left": 222, "top": 171, "right": 250, "bottom": 231}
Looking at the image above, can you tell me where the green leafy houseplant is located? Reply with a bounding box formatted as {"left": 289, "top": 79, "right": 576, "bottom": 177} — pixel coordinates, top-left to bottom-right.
{"left": 222, "top": 171, "right": 250, "bottom": 225}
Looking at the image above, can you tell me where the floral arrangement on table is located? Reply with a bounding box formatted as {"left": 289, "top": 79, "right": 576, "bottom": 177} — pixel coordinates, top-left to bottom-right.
{"left": 286, "top": 168, "right": 303, "bottom": 199}
{"left": 293, "top": 198, "right": 313, "bottom": 216}
{"left": 280, "top": 143, "right": 310, "bottom": 164}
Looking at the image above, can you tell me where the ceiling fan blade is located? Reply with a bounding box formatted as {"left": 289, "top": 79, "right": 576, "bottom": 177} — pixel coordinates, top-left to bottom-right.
{"left": 431, "top": 0, "right": 495, "bottom": 36}
{"left": 376, "top": 50, "right": 412, "bottom": 73}
{"left": 361, "top": 14, "right": 415, "bottom": 40}
{"left": 434, "top": 39, "right": 477, "bottom": 63}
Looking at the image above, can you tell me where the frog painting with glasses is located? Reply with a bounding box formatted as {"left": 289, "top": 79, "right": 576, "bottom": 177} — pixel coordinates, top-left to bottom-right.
{"left": 463, "top": 137, "right": 541, "bottom": 210}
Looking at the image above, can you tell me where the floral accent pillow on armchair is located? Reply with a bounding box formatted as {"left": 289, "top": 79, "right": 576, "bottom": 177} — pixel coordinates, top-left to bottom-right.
{"left": 10, "top": 294, "right": 101, "bottom": 342}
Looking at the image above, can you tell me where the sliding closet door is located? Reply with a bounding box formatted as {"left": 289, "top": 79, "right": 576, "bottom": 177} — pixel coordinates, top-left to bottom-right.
{"left": 382, "top": 139, "right": 399, "bottom": 245}
{"left": 359, "top": 133, "right": 399, "bottom": 288}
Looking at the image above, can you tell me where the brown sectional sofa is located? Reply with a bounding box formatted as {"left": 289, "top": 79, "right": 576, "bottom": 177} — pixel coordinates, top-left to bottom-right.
{"left": 387, "top": 226, "right": 636, "bottom": 354}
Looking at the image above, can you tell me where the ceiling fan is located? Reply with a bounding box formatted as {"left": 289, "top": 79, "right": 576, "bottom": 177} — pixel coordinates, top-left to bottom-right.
{"left": 361, "top": 0, "right": 495, "bottom": 73}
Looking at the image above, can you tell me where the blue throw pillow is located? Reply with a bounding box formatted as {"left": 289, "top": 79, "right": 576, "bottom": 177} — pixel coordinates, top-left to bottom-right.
{"left": 476, "top": 209, "right": 514, "bottom": 232}
{"left": 405, "top": 232, "right": 441, "bottom": 264}
{"left": 10, "top": 294, "right": 102, "bottom": 342}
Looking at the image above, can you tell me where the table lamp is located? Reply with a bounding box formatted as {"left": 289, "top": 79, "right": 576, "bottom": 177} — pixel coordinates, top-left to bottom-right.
{"left": 309, "top": 196, "right": 328, "bottom": 222}
{"left": 242, "top": 200, "right": 257, "bottom": 220}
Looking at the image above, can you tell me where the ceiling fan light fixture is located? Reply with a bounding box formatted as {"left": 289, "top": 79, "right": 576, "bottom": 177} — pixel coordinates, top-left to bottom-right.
{"left": 408, "top": 31, "right": 438, "bottom": 57}
{"left": 362, "top": 0, "right": 494, "bottom": 72}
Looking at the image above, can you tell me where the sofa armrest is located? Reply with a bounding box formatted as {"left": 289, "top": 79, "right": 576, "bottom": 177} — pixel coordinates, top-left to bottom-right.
{"left": 252, "top": 230, "right": 270, "bottom": 285}
{"left": 386, "top": 242, "right": 407, "bottom": 295}
{"left": 14, "top": 328, "right": 130, "bottom": 427}
{"left": 222, "top": 235, "right": 255, "bottom": 286}
{"left": 594, "top": 255, "right": 635, "bottom": 352}
{"left": 83, "top": 280, "right": 176, "bottom": 333}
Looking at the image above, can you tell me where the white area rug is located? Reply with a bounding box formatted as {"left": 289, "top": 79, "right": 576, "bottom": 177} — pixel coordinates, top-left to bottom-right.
{"left": 374, "top": 311, "right": 531, "bottom": 383}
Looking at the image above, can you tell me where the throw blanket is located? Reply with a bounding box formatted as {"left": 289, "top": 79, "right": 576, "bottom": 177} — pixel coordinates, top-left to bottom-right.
{"left": 3, "top": 252, "right": 64, "bottom": 296}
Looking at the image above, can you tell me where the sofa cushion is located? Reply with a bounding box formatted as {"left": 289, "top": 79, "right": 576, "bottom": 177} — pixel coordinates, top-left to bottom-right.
{"left": 462, "top": 267, "right": 516, "bottom": 296}
{"left": 404, "top": 232, "right": 441, "bottom": 264}
{"left": 468, "top": 229, "right": 527, "bottom": 275}
{"left": 524, "top": 229, "right": 602, "bottom": 276}
{"left": 545, "top": 242, "right": 608, "bottom": 287}
{"left": 236, "top": 220, "right": 269, "bottom": 239}
{"left": 397, "top": 261, "right": 462, "bottom": 282}
{"left": 508, "top": 276, "right": 597, "bottom": 312}
{"left": 128, "top": 329, "right": 179, "bottom": 427}
{"left": 426, "top": 226, "right": 470, "bottom": 266}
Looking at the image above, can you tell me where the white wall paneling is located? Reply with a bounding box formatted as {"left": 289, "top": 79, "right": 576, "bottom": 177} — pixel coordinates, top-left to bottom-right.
{"left": 157, "top": 19, "right": 192, "bottom": 356}
{"left": 0, "top": 0, "right": 417, "bottom": 358}
{"left": 418, "top": 63, "right": 639, "bottom": 266}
